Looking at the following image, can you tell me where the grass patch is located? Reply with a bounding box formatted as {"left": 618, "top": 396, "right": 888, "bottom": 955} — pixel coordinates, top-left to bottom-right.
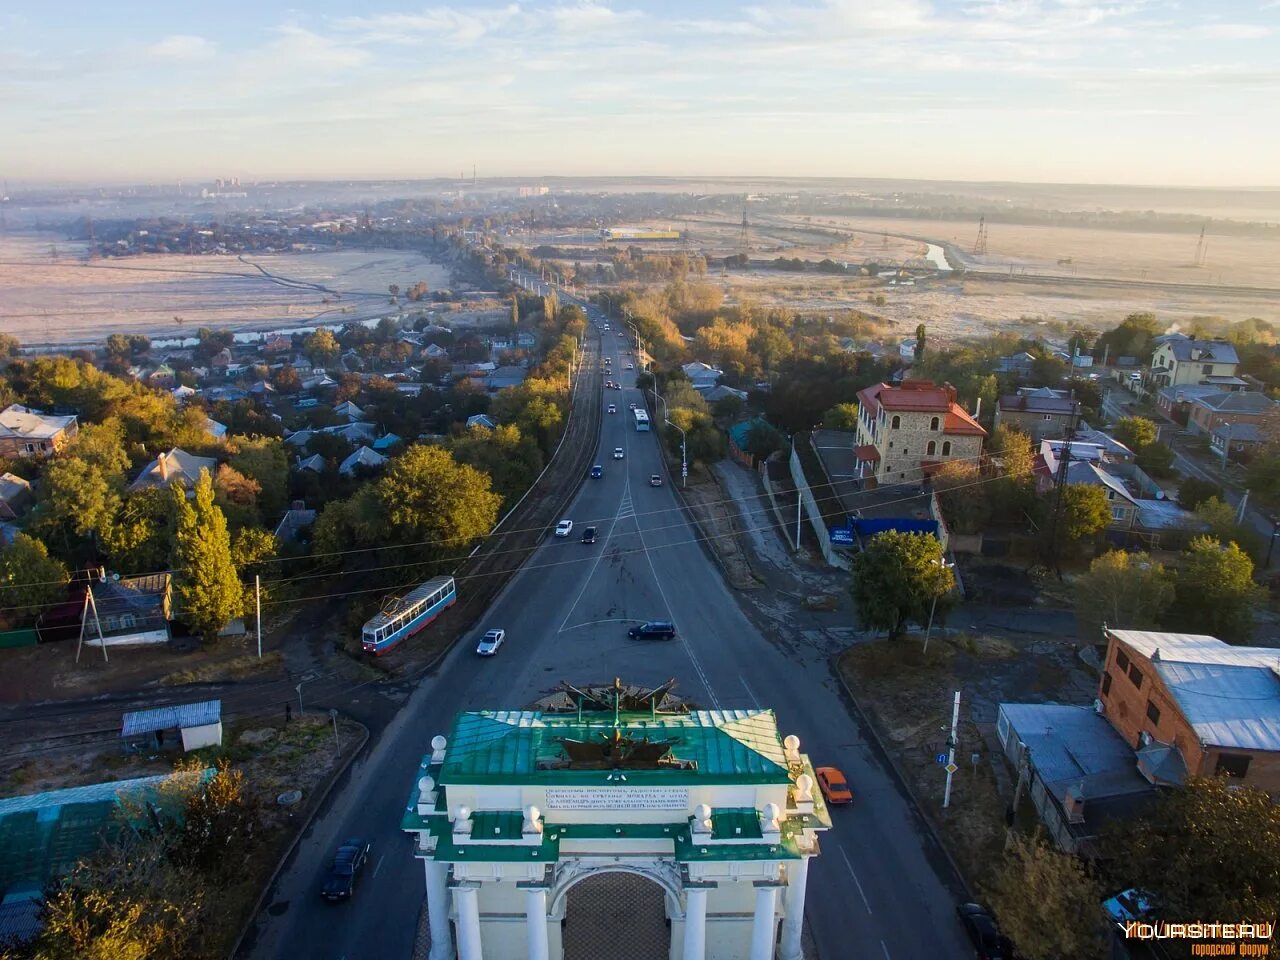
{"left": 159, "top": 650, "right": 285, "bottom": 686}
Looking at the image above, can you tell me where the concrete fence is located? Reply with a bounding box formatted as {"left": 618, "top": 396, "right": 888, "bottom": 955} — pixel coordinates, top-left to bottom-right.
{"left": 789, "top": 444, "right": 851, "bottom": 571}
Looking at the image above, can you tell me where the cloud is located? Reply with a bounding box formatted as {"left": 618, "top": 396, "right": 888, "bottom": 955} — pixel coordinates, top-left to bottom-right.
{"left": 550, "top": 2, "right": 643, "bottom": 33}
{"left": 335, "top": 5, "right": 521, "bottom": 45}
{"left": 1198, "top": 23, "right": 1271, "bottom": 39}
{"left": 148, "top": 35, "right": 216, "bottom": 61}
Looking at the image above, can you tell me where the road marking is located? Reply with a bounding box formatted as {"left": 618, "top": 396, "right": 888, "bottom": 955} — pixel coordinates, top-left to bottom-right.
{"left": 741, "top": 676, "right": 760, "bottom": 708}
{"left": 371, "top": 854, "right": 385, "bottom": 879}
{"left": 839, "top": 847, "right": 873, "bottom": 914}
{"left": 560, "top": 617, "right": 646, "bottom": 632}
{"left": 880, "top": 940, "right": 891, "bottom": 959}
{"left": 557, "top": 478, "right": 630, "bottom": 633}
{"left": 617, "top": 492, "right": 636, "bottom": 521}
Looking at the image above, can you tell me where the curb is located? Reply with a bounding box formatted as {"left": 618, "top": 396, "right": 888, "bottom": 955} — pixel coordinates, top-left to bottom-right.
{"left": 828, "top": 654, "right": 973, "bottom": 900}
{"left": 229, "top": 715, "right": 372, "bottom": 960}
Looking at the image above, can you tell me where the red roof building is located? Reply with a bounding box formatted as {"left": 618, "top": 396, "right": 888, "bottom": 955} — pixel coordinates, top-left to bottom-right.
{"left": 853, "top": 380, "right": 986, "bottom": 485}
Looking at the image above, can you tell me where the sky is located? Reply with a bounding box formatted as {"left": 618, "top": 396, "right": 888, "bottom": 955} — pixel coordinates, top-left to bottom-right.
{"left": 3, "top": 0, "right": 1279, "bottom": 187}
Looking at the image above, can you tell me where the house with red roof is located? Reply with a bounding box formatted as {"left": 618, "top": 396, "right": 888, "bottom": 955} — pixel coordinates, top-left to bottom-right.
{"left": 853, "top": 380, "right": 986, "bottom": 485}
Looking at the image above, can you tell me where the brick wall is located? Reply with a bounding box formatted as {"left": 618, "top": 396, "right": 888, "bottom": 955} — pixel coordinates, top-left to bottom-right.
{"left": 875, "top": 410, "right": 982, "bottom": 483}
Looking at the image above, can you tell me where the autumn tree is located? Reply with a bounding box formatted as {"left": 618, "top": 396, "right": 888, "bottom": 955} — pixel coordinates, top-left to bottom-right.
{"left": 1169, "top": 536, "right": 1265, "bottom": 642}
{"left": 228, "top": 436, "right": 289, "bottom": 518}
{"left": 1073, "top": 550, "right": 1173, "bottom": 643}
{"left": 1177, "top": 476, "right": 1223, "bottom": 512}
{"left": 170, "top": 470, "right": 243, "bottom": 641}
{"left": 0, "top": 533, "right": 69, "bottom": 619}
{"left": 986, "top": 833, "right": 1107, "bottom": 960}
{"left": 302, "top": 328, "right": 340, "bottom": 368}
{"left": 1112, "top": 415, "right": 1158, "bottom": 452}
{"left": 822, "top": 403, "right": 860, "bottom": 432}
{"left": 447, "top": 423, "right": 544, "bottom": 508}
{"left": 933, "top": 461, "right": 991, "bottom": 535}
{"left": 850, "top": 531, "right": 954, "bottom": 639}
{"left": 1058, "top": 483, "right": 1111, "bottom": 545}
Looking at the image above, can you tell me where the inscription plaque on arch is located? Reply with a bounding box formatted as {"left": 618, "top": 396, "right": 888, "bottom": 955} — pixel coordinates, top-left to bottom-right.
{"left": 544, "top": 787, "right": 689, "bottom": 811}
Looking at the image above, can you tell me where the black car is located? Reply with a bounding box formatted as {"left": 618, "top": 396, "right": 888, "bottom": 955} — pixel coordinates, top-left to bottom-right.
{"left": 581, "top": 526, "right": 598, "bottom": 544}
{"left": 956, "top": 903, "right": 1011, "bottom": 960}
{"left": 628, "top": 620, "right": 676, "bottom": 640}
{"left": 321, "top": 839, "right": 371, "bottom": 901}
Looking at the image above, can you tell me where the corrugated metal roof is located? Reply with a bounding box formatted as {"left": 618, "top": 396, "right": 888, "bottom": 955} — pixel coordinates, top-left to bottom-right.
{"left": 439, "top": 709, "right": 790, "bottom": 784}
{"left": 1109, "top": 630, "right": 1280, "bottom": 669}
{"left": 1154, "top": 660, "right": 1280, "bottom": 752}
{"left": 998, "top": 703, "right": 1148, "bottom": 797}
{"left": 121, "top": 699, "right": 221, "bottom": 737}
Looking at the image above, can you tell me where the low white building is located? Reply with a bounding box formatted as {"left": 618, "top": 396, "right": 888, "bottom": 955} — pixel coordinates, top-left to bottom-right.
{"left": 402, "top": 684, "right": 828, "bottom": 960}
{"left": 121, "top": 699, "right": 223, "bottom": 753}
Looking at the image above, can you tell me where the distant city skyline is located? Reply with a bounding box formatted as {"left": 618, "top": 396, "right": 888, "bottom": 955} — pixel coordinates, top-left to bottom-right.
{"left": 3, "top": 0, "right": 1278, "bottom": 187}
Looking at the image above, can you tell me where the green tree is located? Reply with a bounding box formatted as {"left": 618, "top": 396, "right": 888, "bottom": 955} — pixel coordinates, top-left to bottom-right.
{"left": 1169, "top": 536, "right": 1265, "bottom": 642}
{"left": 102, "top": 487, "right": 173, "bottom": 574}
{"left": 1177, "top": 476, "right": 1223, "bottom": 511}
{"left": 228, "top": 436, "right": 289, "bottom": 518}
{"left": 171, "top": 758, "right": 256, "bottom": 874}
{"left": 1109, "top": 777, "right": 1280, "bottom": 931}
{"left": 850, "top": 531, "right": 954, "bottom": 639}
{"left": 36, "top": 458, "right": 121, "bottom": 545}
{"left": 933, "top": 461, "right": 991, "bottom": 535}
{"left": 302, "top": 328, "right": 340, "bottom": 367}
{"left": 1073, "top": 550, "right": 1173, "bottom": 643}
{"left": 914, "top": 323, "right": 926, "bottom": 361}
{"left": 170, "top": 470, "right": 243, "bottom": 641}
{"left": 1193, "top": 497, "right": 1264, "bottom": 559}
{"left": 985, "top": 833, "right": 1107, "bottom": 960}
{"left": 822, "top": 403, "right": 860, "bottom": 432}
{"left": 743, "top": 421, "right": 785, "bottom": 459}
{"left": 1059, "top": 483, "right": 1111, "bottom": 544}
{"left": 1113, "top": 416, "right": 1158, "bottom": 453}
{"left": 65, "top": 418, "right": 132, "bottom": 481}
{"left": 448, "top": 423, "right": 544, "bottom": 508}
{"left": 0, "top": 533, "right": 69, "bottom": 619}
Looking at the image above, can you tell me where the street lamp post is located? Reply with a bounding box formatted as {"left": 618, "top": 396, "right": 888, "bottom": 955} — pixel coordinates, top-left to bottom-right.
{"left": 922, "top": 559, "right": 956, "bottom": 655}
{"left": 652, "top": 387, "right": 688, "bottom": 488}
{"left": 1266, "top": 517, "right": 1280, "bottom": 568}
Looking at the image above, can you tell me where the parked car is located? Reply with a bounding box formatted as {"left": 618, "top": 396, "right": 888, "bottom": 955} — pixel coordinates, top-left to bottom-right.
{"left": 590, "top": 464, "right": 603, "bottom": 478}
{"left": 581, "top": 526, "right": 597, "bottom": 544}
{"left": 955, "top": 904, "right": 1011, "bottom": 960}
{"left": 815, "top": 767, "right": 853, "bottom": 805}
{"left": 476, "top": 629, "right": 505, "bottom": 656}
{"left": 613, "top": 447, "right": 624, "bottom": 459}
{"left": 320, "top": 839, "right": 371, "bottom": 901}
{"left": 649, "top": 474, "right": 663, "bottom": 487}
{"left": 554, "top": 519, "right": 574, "bottom": 537}
{"left": 628, "top": 620, "right": 676, "bottom": 640}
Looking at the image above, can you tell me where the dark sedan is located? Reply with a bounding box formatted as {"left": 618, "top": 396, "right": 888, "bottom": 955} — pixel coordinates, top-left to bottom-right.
{"left": 956, "top": 903, "right": 1011, "bottom": 960}
{"left": 321, "top": 839, "right": 371, "bottom": 901}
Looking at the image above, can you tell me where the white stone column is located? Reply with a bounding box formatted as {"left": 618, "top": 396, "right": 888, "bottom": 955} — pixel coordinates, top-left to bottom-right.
{"left": 682, "top": 887, "right": 708, "bottom": 960}
{"left": 453, "top": 884, "right": 483, "bottom": 960}
{"left": 424, "top": 860, "right": 455, "bottom": 960}
{"left": 525, "top": 887, "right": 549, "bottom": 960}
{"left": 779, "top": 858, "right": 810, "bottom": 960}
{"left": 751, "top": 883, "right": 780, "bottom": 960}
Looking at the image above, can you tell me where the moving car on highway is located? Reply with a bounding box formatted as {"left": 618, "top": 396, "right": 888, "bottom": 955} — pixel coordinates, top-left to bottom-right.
{"left": 649, "top": 474, "right": 663, "bottom": 487}
{"left": 320, "top": 839, "right": 371, "bottom": 901}
{"left": 476, "top": 629, "right": 506, "bottom": 656}
{"left": 628, "top": 620, "right": 676, "bottom": 640}
{"left": 607, "top": 404, "right": 617, "bottom": 414}
{"left": 590, "top": 465, "right": 603, "bottom": 478}
{"left": 613, "top": 447, "right": 624, "bottom": 459}
{"left": 581, "top": 526, "right": 597, "bottom": 544}
{"left": 554, "top": 519, "right": 574, "bottom": 537}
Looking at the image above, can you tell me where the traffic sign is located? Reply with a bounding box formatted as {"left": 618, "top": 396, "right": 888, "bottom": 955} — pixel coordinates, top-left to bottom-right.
{"left": 944, "top": 762, "right": 959, "bottom": 775}
{"left": 935, "top": 753, "right": 947, "bottom": 765}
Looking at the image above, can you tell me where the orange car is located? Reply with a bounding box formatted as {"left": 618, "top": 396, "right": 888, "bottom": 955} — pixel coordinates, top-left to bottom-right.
{"left": 815, "top": 767, "right": 853, "bottom": 805}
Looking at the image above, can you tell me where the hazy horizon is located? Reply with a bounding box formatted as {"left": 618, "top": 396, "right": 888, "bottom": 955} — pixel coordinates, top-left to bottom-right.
{"left": 4, "top": 0, "right": 1278, "bottom": 187}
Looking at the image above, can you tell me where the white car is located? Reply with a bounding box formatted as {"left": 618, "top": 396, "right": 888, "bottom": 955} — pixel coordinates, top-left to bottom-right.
{"left": 626, "top": 363, "right": 634, "bottom": 370}
{"left": 607, "top": 404, "right": 617, "bottom": 414}
{"left": 613, "top": 447, "right": 624, "bottom": 460}
{"left": 476, "top": 629, "right": 505, "bottom": 656}
{"left": 554, "top": 519, "right": 574, "bottom": 537}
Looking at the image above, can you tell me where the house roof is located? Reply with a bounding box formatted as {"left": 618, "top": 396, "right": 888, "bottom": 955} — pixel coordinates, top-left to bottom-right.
{"left": 858, "top": 381, "right": 986, "bottom": 436}
{"left": 127, "top": 448, "right": 217, "bottom": 492}
{"left": 1157, "top": 384, "right": 1225, "bottom": 405}
{"left": 296, "top": 454, "right": 325, "bottom": 472}
{"left": 854, "top": 444, "right": 880, "bottom": 463}
{"left": 121, "top": 699, "right": 221, "bottom": 737}
{"left": 1192, "top": 391, "right": 1276, "bottom": 415}
{"left": 1162, "top": 339, "right": 1239, "bottom": 365}
{"left": 372, "top": 432, "right": 402, "bottom": 450}
{"left": 466, "top": 414, "right": 496, "bottom": 430}
{"left": 1212, "top": 422, "right": 1264, "bottom": 443}
{"left": 998, "top": 703, "right": 1153, "bottom": 799}
{"left": 998, "top": 393, "right": 1078, "bottom": 416}
{"left": 439, "top": 709, "right": 791, "bottom": 786}
{"left": 0, "top": 404, "right": 76, "bottom": 442}
{"left": 1109, "top": 629, "right": 1280, "bottom": 752}
{"left": 339, "top": 446, "right": 387, "bottom": 474}
{"left": 726, "top": 417, "right": 770, "bottom": 450}
{"left": 1071, "top": 429, "right": 1135, "bottom": 460}
{"left": 0, "top": 472, "right": 32, "bottom": 502}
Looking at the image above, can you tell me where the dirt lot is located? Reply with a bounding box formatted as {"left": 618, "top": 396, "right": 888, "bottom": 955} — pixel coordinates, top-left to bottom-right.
{"left": 838, "top": 628, "right": 1099, "bottom": 889}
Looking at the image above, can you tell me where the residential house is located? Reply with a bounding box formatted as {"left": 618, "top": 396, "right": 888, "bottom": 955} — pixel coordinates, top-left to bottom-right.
{"left": 170, "top": 384, "right": 198, "bottom": 402}
{"left": 339, "top": 446, "right": 387, "bottom": 477}
{"left": 372, "top": 433, "right": 402, "bottom": 452}
{"left": 424, "top": 343, "right": 449, "bottom": 360}
{"left": 466, "top": 414, "right": 496, "bottom": 430}
{"left": 898, "top": 339, "right": 919, "bottom": 363}
{"left": 853, "top": 380, "right": 986, "bottom": 485}
{"left": 322, "top": 422, "right": 377, "bottom": 444}
{"left": 726, "top": 417, "right": 772, "bottom": 467}
{"left": 1148, "top": 337, "right": 1240, "bottom": 391}
{"left": 263, "top": 335, "right": 292, "bottom": 356}
{"left": 1211, "top": 421, "right": 1265, "bottom": 460}
{"left": 681, "top": 361, "right": 723, "bottom": 389}
{"left": 996, "top": 702, "right": 1157, "bottom": 855}
{"left": 209, "top": 347, "right": 233, "bottom": 372}
{"left": 0, "top": 405, "right": 79, "bottom": 460}
{"left": 146, "top": 363, "right": 176, "bottom": 389}
{"left": 1186, "top": 390, "right": 1277, "bottom": 437}
{"left": 0, "top": 473, "right": 33, "bottom": 521}
{"left": 296, "top": 454, "right": 325, "bottom": 473}
{"left": 274, "top": 501, "right": 317, "bottom": 544}
{"left": 291, "top": 355, "right": 314, "bottom": 374}
{"left": 301, "top": 373, "right": 337, "bottom": 392}
{"left": 202, "top": 418, "right": 228, "bottom": 441}
{"left": 127, "top": 448, "right": 217, "bottom": 493}
{"left": 700, "top": 384, "right": 749, "bottom": 404}
{"left": 249, "top": 380, "right": 276, "bottom": 397}
{"left": 993, "top": 387, "right": 1080, "bottom": 443}
{"left": 1036, "top": 439, "right": 1138, "bottom": 528}
{"left": 1071, "top": 429, "right": 1135, "bottom": 462}
{"left": 1099, "top": 629, "right": 1280, "bottom": 795}
{"left": 82, "top": 573, "right": 172, "bottom": 647}
{"left": 396, "top": 383, "right": 424, "bottom": 397}
{"left": 994, "top": 352, "right": 1036, "bottom": 377}
{"left": 1155, "top": 383, "right": 1228, "bottom": 422}
{"left": 333, "top": 400, "right": 365, "bottom": 421}
{"left": 204, "top": 386, "right": 248, "bottom": 403}
{"left": 285, "top": 429, "right": 315, "bottom": 449}
{"left": 485, "top": 366, "right": 528, "bottom": 392}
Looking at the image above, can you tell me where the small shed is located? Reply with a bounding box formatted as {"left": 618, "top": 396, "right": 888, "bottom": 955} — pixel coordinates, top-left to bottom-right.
{"left": 121, "top": 699, "right": 223, "bottom": 752}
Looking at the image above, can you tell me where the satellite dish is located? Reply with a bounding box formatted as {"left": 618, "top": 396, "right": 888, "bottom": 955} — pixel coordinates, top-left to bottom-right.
{"left": 112, "top": 573, "right": 121, "bottom": 581}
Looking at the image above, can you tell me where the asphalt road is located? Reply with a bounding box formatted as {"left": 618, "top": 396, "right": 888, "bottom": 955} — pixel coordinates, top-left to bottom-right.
{"left": 242, "top": 306, "right": 972, "bottom": 960}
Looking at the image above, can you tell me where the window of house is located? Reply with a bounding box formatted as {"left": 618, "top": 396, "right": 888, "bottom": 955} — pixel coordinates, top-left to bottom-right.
{"left": 121, "top": 614, "right": 136, "bottom": 629}
{"left": 1203, "top": 364, "right": 1213, "bottom": 375}
{"left": 1115, "top": 649, "right": 1130, "bottom": 671}
{"left": 24, "top": 443, "right": 35, "bottom": 454}
{"left": 902, "top": 448, "right": 909, "bottom": 456}
{"left": 930, "top": 416, "right": 939, "bottom": 431}
{"left": 1127, "top": 663, "right": 1144, "bottom": 689}
{"left": 927, "top": 441, "right": 936, "bottom": 455}
{"left": 1111, "top": 505, "right": 1127, "bottom": 520}
{"left": 1043, "top": 414, "right": 1054, "bottom": 421}
{"left": 891, "top": 415, "right": 900, "bottom": 429}
{"left": 1101, "top": 671, "right": 1112, "bottom": 695}
{"left": 942, "top": 441, "right": 951, "bottom": 455}
{"left": 1215, "top": 753, "right": 1251, "bottom": 778}
{"left": 1145, "top": 701, "right": 1161, "bottom": 725}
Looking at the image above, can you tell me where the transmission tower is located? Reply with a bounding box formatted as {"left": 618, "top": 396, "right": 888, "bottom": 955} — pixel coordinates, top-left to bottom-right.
{"left": 739, "top": 208, "right": 749, "bottom": 253}
{"left": 1193, "top": 224, "right": 1208, "bottom": 267}
{"left": 973, "top": 216, "right": 989, "bottom": 256}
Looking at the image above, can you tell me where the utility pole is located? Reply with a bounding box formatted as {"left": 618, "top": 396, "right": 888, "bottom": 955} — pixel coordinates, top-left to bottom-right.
{"left": 255, "top": 575, "right": 262, "bottom": 658}
{"left": 329, "top": 708, "right": 341, "bottom": 757}
{"left": 1045, "top": 408, "right": 1079, "bottom": 575}
{"left": 943, "top": 690, "right": 961, "bottom": 809}
{"left": 296, "top": 682, "right": 305, "bottom": 718}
